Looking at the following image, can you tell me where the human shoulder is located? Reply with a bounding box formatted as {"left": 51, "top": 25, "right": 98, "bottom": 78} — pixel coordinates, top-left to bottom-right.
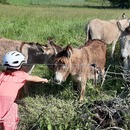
{"left": 0, "top": 72, "right": 4, "bottom": 79}
{"left": 13, "top": 70, "right": 29, "bottom": 78}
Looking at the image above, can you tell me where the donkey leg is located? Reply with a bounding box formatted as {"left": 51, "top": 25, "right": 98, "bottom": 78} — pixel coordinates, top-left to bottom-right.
{"left": 79, "top": 85, "right": 86, "bottom": 102}
{"left": 111, "top": 41, "right": 117, "bottom": 59}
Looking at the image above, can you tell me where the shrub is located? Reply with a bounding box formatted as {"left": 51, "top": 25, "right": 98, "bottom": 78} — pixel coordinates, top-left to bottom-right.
{"left": 0, "top": 0, "right": 9, "bottom": 4}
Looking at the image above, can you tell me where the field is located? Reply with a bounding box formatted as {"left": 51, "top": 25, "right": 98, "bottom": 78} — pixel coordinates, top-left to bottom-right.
{"left": 1, "top": 0, "right": 130, "bottom": 129}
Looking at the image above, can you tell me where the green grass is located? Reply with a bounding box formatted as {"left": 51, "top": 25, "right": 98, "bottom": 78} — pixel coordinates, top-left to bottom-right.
{"left": 0, "top": 2, "right": 130, "bottom": 130}
{"left": 0, "top": 4, "right": 127, "bottom": 44}
{"left": 7, "top": 0, "right": 110, "bottom": 6}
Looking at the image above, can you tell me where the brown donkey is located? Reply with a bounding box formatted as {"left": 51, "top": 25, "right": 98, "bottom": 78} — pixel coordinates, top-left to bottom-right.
{"left": 53, "top": 39, "right": 106, "bottom": 102}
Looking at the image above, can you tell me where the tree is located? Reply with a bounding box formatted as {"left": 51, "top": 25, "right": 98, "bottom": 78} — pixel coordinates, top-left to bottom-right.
{"left": 0, "top": 0, "right": 8, "bottom": 4}
{"left": 108, "top": 0, "right": 130, "bottom": 8}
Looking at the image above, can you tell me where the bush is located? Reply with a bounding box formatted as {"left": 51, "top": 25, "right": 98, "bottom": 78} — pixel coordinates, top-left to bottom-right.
{"left": 0, "top": 0, "right": 9, "bottom": 4}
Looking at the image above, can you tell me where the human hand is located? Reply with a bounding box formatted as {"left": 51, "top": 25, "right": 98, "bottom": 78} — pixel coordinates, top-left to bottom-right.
{"left": 42, "top": 79, "right": 49, "bottom": 83}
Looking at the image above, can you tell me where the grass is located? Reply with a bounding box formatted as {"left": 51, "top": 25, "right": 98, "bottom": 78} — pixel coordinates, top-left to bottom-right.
{"left": 7, "top": 0, "right": 110, "bottom": 6}
{"left": 0, "top": 1, "right": 130, "bottom": 129}
{"left": 0, "top": 4, "right": 127, "bottom": 44}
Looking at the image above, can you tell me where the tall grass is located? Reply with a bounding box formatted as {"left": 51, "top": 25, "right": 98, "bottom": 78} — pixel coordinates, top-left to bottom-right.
{"left": 0, "top": 2, "right": 130, "bottom": 130}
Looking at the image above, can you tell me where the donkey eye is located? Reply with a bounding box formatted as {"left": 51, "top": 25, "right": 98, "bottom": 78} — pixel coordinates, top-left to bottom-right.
{"left": 62, "top": 64, "right": 67, "bottom": 69}
{"left": 54, "top": 64, "right": 57, "bottom": 68}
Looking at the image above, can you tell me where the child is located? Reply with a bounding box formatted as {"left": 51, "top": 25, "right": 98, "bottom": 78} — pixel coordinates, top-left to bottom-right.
{"left": 0, "top": 51, "right": 48, "bottom": 130}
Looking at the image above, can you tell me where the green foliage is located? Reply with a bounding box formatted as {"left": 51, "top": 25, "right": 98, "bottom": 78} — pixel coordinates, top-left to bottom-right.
{"left": 108, "top": 0, "right": 130, "bottom": 8}
{"left": 18, "top": 96, "right": 78, "bottom": 130}
{"left": 0, "top": 0, "right": 8, "bottom": 4}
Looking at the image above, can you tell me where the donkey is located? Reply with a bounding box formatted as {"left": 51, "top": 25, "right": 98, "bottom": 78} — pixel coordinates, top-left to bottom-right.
{"left": 0, "top": 37, "right": 59, "bottom": 98}
{"left": 41, "top": 38, "right": 63, "bottom": 71}
{"left": 0, "top": 37, "right": 63, "bottom": 72}
{"left": 53, "top": 39, "right": 106, "bottom": 102}
{"left": 85, "top": 18, "right": 130, "bottom": 58}
{"left": 0, "top": 37, "right": 48, "bottom": 73}
{"left": 120, "top": 29, "right": 130, "bottom": 70}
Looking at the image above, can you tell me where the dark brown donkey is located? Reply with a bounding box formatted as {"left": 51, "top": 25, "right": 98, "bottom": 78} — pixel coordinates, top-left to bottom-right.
{"left": 0, "top": 37, "right": 47, "bottom": 72}
{"left": 0, "top": 37, "right": 52, "bottom": 98}
{"left": 40, "top": 38, "right": 62, "bottom": 71}
{"left": 0, "top": 37, "right": 62, "bottom": 71}
{"left": 0, "top": 37, "right": 62, "bottom": 98}
{"left": 53, "top": 39, "right": 106, "bottom": 102}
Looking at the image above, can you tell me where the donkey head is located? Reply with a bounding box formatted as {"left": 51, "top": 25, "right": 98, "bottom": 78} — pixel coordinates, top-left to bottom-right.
{"left": 54, "top": 45, "right": 73, "bottom": 83}
{"left": 40, "top": 39, "right": 63, "bottom": 70}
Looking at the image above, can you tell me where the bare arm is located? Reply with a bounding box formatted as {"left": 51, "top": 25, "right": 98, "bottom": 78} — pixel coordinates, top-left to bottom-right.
{"left": 26, "top": 75, "right": 48, "bottom": 83}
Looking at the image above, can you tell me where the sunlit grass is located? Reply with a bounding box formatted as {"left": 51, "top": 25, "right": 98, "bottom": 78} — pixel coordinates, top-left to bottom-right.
{"left": 7, "top": 0, "right": 110, "bottom": 6}
{"left": 0, "top": 4, "right": 129, "bottom": 44}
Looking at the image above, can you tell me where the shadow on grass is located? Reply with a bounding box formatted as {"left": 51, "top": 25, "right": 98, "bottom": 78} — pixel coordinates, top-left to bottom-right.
{"left": 30, "top": 3, "right": 130, "bottom": 9}
{"left": 28, "top": 74, "right": 74, "bottom": 98}
{"left": 55, "top": 5, "right": 120, "bottom": 9}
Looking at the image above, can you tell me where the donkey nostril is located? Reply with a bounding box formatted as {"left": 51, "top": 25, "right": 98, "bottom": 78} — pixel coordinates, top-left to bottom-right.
{"left": 54, "top": 78, "right": 60, "bottom": 83}
{"left": 120, "top": 56, "right": 126, "bottom": 61}
{"left": 120, "top": 56, "right": 124, "bottom": 61}
{"left": 57, "top": 80, "right": 60, "bottom": 83}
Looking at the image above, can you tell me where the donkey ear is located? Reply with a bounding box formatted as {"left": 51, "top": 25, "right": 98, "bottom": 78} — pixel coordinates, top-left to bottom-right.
{"left": 47, "top": 39, "right": 54, "bottom": 46}
{"left": 48, "top": 40, "right": 60, "bottom": 55}
{"left": 65, "top": 45, "right": 73, "bottom": 58}
{"left": 122, "top": 13, "right": 126, "bottom": 19}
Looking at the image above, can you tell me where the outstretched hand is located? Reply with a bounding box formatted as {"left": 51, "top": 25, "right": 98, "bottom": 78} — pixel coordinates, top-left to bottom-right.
{"left": 42, "top": 79, "right": 49, "bottom": 83}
